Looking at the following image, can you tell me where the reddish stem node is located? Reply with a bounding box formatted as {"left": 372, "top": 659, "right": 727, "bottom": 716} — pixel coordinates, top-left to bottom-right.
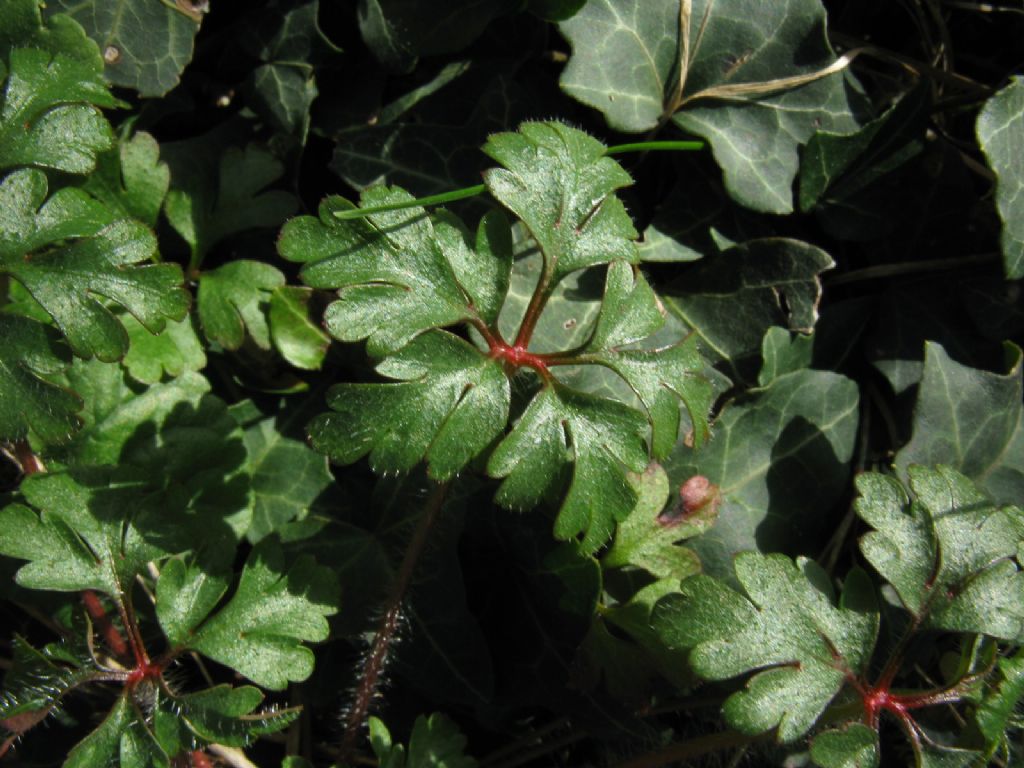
{"left": 125, "top": 659, "right": 164, "bottom": 688}
{"left": 489, "top": 340, "right": 551, "bottom": 376}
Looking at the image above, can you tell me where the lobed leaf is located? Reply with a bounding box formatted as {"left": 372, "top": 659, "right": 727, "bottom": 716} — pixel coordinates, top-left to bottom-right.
{"left": 197, "top": 260, "right": 286, "bottom": 350}
{"left": 157, "top": 539, "right": 339, "bottom": 690}
{"left": 0, "top": 168, "right": 189, "bottom": 362}
{"left": 653, "top": 555, "right": 878, "bottom": 742}
{"left": 977, "top": 77, "right": 1024, "bottom": 279}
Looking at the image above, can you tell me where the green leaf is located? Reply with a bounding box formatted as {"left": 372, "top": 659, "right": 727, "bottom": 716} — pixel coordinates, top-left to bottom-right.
{"left": 652, "top": 555, "right": 878, "bottom": 742}
{"left": 358, "top": 0, "right": 516, "bottom": 72}
{"left": 176, "top": 684, "right": 299, "bottom": 746}
{"left": 368, "top": 713, "right": 475, "bottom": 766}
{"left": 268, "top": 286, "right": 329, "bottom": 370}
{"left": 0, "top": 468, "right": 182, "bottom": 596}
{"left": 810, "top": 723, "right": 880, "bottom": 768}
{"left": 558, "top": 0, "right": 862, "bottom": 212}
{"left": 44, "top": 0, "right": 203, "bottom": 97}
{"left": 309, "top": 330, "right": 510, "bottom": 482}
{"left": 977, "top": 76, "right": 1024, "bottom": 278}
{"left": 121, "top": 313, "right": 206, "bottom": 384}
{"left": 0, "top": 168, "right": 189, "bottom": 362}
{"left": 975, "top": 649, "right": 1024, "bottom": 758}
{"left": 197, "top": 260, "right": 285, "bottom": 350}
{"left": 488, "top": 382, "right": 649, "bottom": 553}
{"left": 81, "top": 131, "right": 170, "bottom": 228}
{"left": 235, "top": 398, "right": 334, "bottom": 542}
{"left": 0, "top": 314, "right": 81, "bottom": 443}
{"left": 0, "top": 26, "right": 118, "bottom": 173}
{"left": 664, "top": 238, "right": 834, "bottom": 384}
{"left": 482, "top": 121, "right": 638, "bottom": 282}
{"left": 164, "top": 144, "right": 298, "bottom": 265}
{"left": 895, "top": 342, "right": 1024, "bottom": 503}
{"left": 602, "top": 463, "right": 716, "bottom": 581}
{"left": 584, "top": 260, "right": 712, "bottom": 453}
{"left": 282, "top": 192, "right": 512, "bottom": 355}
{"left": 157, "top": 538, "right": 339, "bottom": 690}
{"left": 856, "top": 466, "right": 1024, "bottom": 639}
{"left": 64, "top": 696, "right": 131, "bottom": 768}
{"left": 665, "top": 367, "right": 859, "bottom": 579}
{"left": 800, "top": 86, "right": 928, "bottom": 240}
{"left": 758, "top": 326, "right": 814, "bottom": 386}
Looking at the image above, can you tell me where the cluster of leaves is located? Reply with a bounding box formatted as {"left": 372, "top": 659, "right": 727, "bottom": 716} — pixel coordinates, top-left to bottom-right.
{"left": 1, "top": 0, "right": 1024, "bottom": 767}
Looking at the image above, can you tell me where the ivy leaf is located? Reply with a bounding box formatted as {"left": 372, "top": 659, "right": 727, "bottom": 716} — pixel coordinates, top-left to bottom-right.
{"left": 558, "top": 0, "right": 862, "bottom": 213}
{"left": 856, "top": 465, "right": 1024, "bottom": 639}
{"left": 652, "top": 555, "right": 878, "bottom": 742}
{"left": 197, "top": 260, "right": 285, "bottom": 350}
{"left": 583, "top": 260, "right": 712, "bottom": 454}
{"left": 663, "top": 238, "right": 834, "bottom": 384}
{"left": 0, "top": 168, "right": 189, "bottom": 362}
{"left": 977, "top": 77, "right": 1024, "bottom": 279}
{"left": 0, "top": 314, "right": 82, "bottom": 444}
{"left": 44, "top": 0, "right": 203, "bottom": 97}
{"left": 156, "top": 539, "right": 339, "bottom": 690}
{"left": 368, "top": 713, "right": 477, "bottom": 768}
{"left": 665, "top": 365, "right": 859, "bottom": 579}
{"left": 601, "top": 463, "right": 716, "bottom": 581}
{"left": 482, "top": 121, "right": 638, "bottom": 282}
{"left": 488, "top": 382, "right": 649, "bottom": 553}
{"left": 281, "top": 192, "right": 512, "bottom": 355}
{"left": 268, "top": 286, "right": 329, "bottom": 370}
{"left": 81, "top": 131, "right": 170, "bottom": 228}
{"left": 0, "top": 24, "right": 119, "bottom": 174}
{"left": 164, "top": 144, "right": 298, "bottom": 264}
{"left": 358, "top": 0, "right": 515, "bottom": 73}
{"left": 895, "top": 342, "right": 1024, "bottom": 504}
{"left": 309, "top": 330, "right": 510, "bottom": 482}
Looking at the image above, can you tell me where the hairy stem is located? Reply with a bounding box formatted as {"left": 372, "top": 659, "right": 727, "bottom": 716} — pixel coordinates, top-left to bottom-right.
{"left": 339, "top": 480, "right": 451, "bottom": 760}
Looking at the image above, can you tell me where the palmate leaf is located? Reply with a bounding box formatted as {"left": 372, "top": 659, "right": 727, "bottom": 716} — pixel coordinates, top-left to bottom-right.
{"left": 81, "top": 131, "right": 170, "bottom": 228}
{"left": 856, "top": 465, "right": 1024, "bottom": 639}
{"left": 308, "top": 330, "right": 510, "bottom": 482}
{"left": 0, "top": 168, "right": 189, "bottom": 362}
{"left": 0, "top": 4, "right": 119, "bottom": 174}
{"left": 558, "top": 0, "right": 862, "bottom": 213}
{"left": 653, "top": 554, "right": 878, "bottom": 742}
{"left": 280, "top": 192, "right": 513, "bottom": 356}
{"left": 0, "top": 314, "right": 82, "bottom": 443}
{"left": 156, "top": 539, "right": 339, "bottom": 690}
{"left": 197, "top": 260, "right": 285, "bottom": 350}
{"left": 482, "top": 121, "right": 638, "bottom": 282}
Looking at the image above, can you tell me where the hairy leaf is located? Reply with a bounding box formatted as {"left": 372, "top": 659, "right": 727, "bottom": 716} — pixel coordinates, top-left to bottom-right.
{"left": 0, "top": 18, "right": 118, "bottom": 173}
{"left": 488, "top": 382, "right": 649, "bottom": 553}
{"left": 309, "top": 331, "right": 509, "bottom": 481}
{"left": 157, "top": 539, "right": 339, "bottom": 690}
{"left": 282, "top": 193, "right": 512, "bottom": 356}
{"left": 653, "top": 556, "right": 878, "bottom": 742}
{"left": 0, "top": 168, "right": 188, "bottom": 362}
{"left": 856, "top": 466, "right": 1024, "bottom": 638}
{"left": 482, "top": 121, "right": 638, "bottom": 282}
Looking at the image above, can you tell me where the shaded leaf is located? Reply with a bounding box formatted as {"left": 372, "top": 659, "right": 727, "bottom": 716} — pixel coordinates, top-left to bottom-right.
{"left": 44, "top": 0, "right": 203, "bottom": 97}
{"left": 810, "top": 723, "right": 880, "bottom": 768}
{"left": 81, "top": 131, "right": 169, "bottom": 228}
{"left": 977, "top": 76, "right": 1024, "bottom": 279}
{"left": 0, "top": 314, "right": 81, "bottom": 443}
{"left": 665, "top": 367, "right": 859, "bottom": 579}
{"left": 0, "top": 168, "right": 189, "bottom": 362}
{"left": 121, "top": 313, "right": 206, "bottom": 384}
